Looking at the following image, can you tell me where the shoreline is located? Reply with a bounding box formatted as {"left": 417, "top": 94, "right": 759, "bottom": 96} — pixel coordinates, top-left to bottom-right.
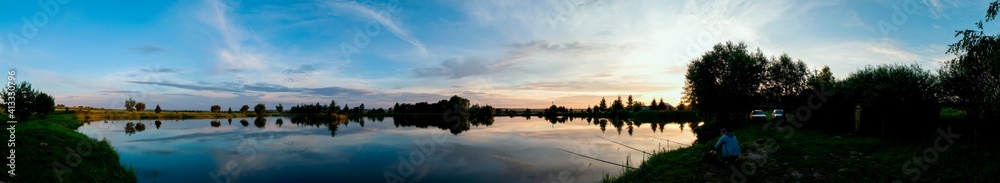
{"left": 0, "top": 112, "right": 137, "bottom": 182}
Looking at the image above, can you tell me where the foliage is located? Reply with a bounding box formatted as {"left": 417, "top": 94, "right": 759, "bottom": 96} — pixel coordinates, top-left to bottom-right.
{"left": 154, "top": 104, "right": 162, "bottom": 114}
{"left": 210, "top": 105, "right": 221, "bottom": 113}
{"left": 0, "top": 114, "right": 137, "bottom": 182}
{"left": 124, "top": 98, "right": 136, "bottom": 112}
{"left": 676, "top": 103, "right": 687, "bottom": 110}
{"left": 275, "top": 103, "right": 283, "bottom": 113}
{"left": 329, "top": 100, "right": 339, "bottom": 114}
{"left": 289, "top": 102, "right": 333, "bottom": 114}
{"left": 544, "top": 104, "right": 570, "bottom": 115}
{"left": 626, "top": 95, "right": 634, "bottom": 111}
{"left": 33, "top": 92, "right": 55, "bottom": 119}
{"left": 598, "top": 97, "right": 608, "bottom": 112}
{"left": 761, "top": 54, "right": 809, "bottom": 107}
{"left": 942, "top": 0, "right": 1000, "bottom": 121}
{"left": 808, "top": 66, "right": 836, "bottom": 89}
{"left": 660, "top": 98, "right": 673, "bottom": 110}
{"left": 240, "top": 105, "right": 249, "bottom": 113}
{"left": 135, "top": 102, "right": 146, "bottom": 112}
{"left": 840, "top": 64, "right": 939, "bottom": 135}
{"left": 682, "top": 41, "right": 767, "bottom": 124}
{"left": 1, "top": 81, "right": 58, "bottom": 120}
{"left": 611, "top": 95, "right": 625, "bottom": 111}
{"left": 254, "top": 103, "right": 266, "bottom": 116}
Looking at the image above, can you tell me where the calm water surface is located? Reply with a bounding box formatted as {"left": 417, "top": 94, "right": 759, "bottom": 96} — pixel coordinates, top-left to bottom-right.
{"left": 77, "top": 116, "right": 699, "bottom": 183}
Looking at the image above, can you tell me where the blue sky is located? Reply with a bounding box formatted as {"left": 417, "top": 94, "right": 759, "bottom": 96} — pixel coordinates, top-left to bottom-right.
{"left": 0, "top": 0, "right": 995, "bottom": 110}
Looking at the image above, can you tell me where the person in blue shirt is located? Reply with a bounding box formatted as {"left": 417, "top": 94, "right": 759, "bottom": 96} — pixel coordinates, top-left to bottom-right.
{"left": 714, "top": 128, "right": 741, "bottom": 164}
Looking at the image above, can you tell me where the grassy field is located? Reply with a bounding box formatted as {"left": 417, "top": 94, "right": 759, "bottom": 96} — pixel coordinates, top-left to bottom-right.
{"left": 600, "top": 115, "right": 998, "bottom": 182}
{"left": 0, "top": 112, "right": 137, "bottom": 182}
{"left": 65, "top": 107, "right": 253, "bottom": 121}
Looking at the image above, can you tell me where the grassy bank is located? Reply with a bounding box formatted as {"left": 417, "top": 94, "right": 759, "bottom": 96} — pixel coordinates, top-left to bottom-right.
{"left": 601, "top": 121, "right": 998, "bottom": 182}
{"left": 0, "top": 112, "right": 137, "bottom": 182}
{"left": 67, "top": 107, "right": 253, "bottom": 121}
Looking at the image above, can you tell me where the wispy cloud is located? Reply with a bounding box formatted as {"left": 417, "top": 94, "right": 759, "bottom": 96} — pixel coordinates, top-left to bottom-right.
{"left": 127, "top": 80, "right": 377, "bottom": 97}
{"left": 140, "top": 68, "right": 182, "bottom": 73}
{"left": 101, "top": 90, "right": 142, "bottom": 94}
{"left": 923, "top": 0, "right": 958, "bottom": 19}
{"left": 413, "top": 40, "right": 631, "bottom": 79}
{"left": 325, "top": 1, "right": 428, "bottom": 56}
{"left": 130, "top": 45, "right": 168, "bottom": 54}
{"left": 199, "top": 0, "right": 269, "bottom": 73}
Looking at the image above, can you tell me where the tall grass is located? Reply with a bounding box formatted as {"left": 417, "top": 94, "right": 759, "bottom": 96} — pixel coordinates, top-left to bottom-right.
{"left": 66, "top": 108, "right": 252, "bottom": 121}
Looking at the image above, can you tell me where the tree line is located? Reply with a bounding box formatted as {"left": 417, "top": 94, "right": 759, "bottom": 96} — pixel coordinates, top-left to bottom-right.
{"left": 681, "top": 1, "right": 999, "bottom": 136}
{"left": 1, "top": 81, "right": 55, "bottom": 120}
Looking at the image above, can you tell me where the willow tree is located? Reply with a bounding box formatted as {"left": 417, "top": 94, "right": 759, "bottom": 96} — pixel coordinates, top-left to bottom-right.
{"left": 941, "top": 0, "right": 1000, "bottom": 121}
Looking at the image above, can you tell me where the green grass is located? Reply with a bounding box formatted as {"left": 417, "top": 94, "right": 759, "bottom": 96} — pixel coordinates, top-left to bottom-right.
{"left": 0, "top": 112, "right": 137, "bottom": 182}
{"left": 601, "top": 120, "right": 999, "bottom": 182}
{"left": 66, "top": 107, "right": 253, "bottom": 121}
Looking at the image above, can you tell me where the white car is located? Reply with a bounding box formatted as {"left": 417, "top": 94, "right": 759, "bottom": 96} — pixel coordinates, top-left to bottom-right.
{"left": 749, "top": 110, "right": 766, "bottom": 122}
{"left": 772, "top": 109, "right": 785, "bottom": 120}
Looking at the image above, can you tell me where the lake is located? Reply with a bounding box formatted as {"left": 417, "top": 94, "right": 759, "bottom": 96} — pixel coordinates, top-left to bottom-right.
{"left": 77, "top": 116, "right": 700, "bottom": 183}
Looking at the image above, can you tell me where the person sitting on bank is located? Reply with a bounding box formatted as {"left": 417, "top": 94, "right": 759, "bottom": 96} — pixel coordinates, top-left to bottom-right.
{"left": 714, "top": 128, "right": 741, "bottom": 164}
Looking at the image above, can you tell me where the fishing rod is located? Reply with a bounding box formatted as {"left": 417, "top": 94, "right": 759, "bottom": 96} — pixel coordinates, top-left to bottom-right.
{"left": 643, "top": 135, "right": 692, "bottom": 147}
{"left": 556, "top": 148, "right": 637, "bottom": 170}
{"left": 596, "top": 136, "right": 653, "bottom": 156}
{"left": 558, "top": 148, "right": 709, "bottom": 182}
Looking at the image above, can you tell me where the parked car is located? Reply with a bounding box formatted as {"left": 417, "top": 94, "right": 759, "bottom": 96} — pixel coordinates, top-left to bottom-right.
{"left": 772, "top": 109, "right": 785, "bottom": 121}
{"left": 749, "top": 110, "right": 766, "bottom": 122}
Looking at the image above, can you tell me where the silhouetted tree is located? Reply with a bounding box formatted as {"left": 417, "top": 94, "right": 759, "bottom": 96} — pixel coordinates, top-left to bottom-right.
{"left": 599, "top": 97, "right": 608, "bottom": 112}
{"left": 211, "top": 105, "right": 221, "bottom": 113}
{"left": 650, "top": 99, "right": 658, "bottom": 110}
{"left": 136, "top": 102, "right": 146, "bottom": 112}
{"left": 627, "top": 95, "right": 634, "bottom": 111}
{"left": 254, "top": 103, "right": 266, "bottom": 116}
{"left": 1, "top": 81, "right": 36, "bottom": 120}
{"left": 841, "top": 64, "right": 939, "bottom": 135}
{"left": 941, "top": 0, "right": 1000, "bottom": 121}
{"left": 329, "top": 100, "right": 339, "bottom": 114}
{"left": 228, "top": 107, "right": 232, "bottom": 114}
{"left": 659, "top": 98, "right": 671, "bottom": 110}
{"left": 276, "top": 103, "right": 283, "bottom": 113}
{"left": 611, "top": 95, "right": 625, "bottom": 111}
{"left": 33, "top": 92, "right": 54, "bottom": 119}
{"left": 682, "top": 41, "right": 767, "bottom": 124}
{"left": 240, "top": 105, "right": 249, "bottom": 113}
{"left": 762, "top": 54, "right": 809, "bottom": 107}
{"left": 154, "top": 104, "right": 162, "bottom": 114}
{"left": 125, "top": 98, "right": 137, "bottom": 112}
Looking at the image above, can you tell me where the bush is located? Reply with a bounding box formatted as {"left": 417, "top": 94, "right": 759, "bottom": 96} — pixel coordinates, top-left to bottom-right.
{"left": 839, "top": 64, "right": 939, "bottom": 136}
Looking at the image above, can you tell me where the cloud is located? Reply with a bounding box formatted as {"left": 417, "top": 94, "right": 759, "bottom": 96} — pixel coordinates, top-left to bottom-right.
{"left": 199, "top": 0, "right": 269, "bottom": 73}
{"left": 303, "top": 87, "right": 377, "bottom": 96}
{"left": 140, "top": 68, "right": 182, "bottom": 73}
{"left": 840, "top": 10, "right": 865, "bottom": 27}
{"left": 127, "top": 80, "right": 245, "bottom": 93}
{"left": 283, "top": 64, "right": 320, "bottom": 74}
{"left": 514, "top": 80, "right": 674, "bottom": 92}
{"left": 130, "top": 45, "right": 168, "bottom": 53}
{"left": 923, "top": 0, "right": 957, "bottom": 19}
{"left": 127, "top": 80, "right": 377, "bottom": 97}
{"left": 413, "top": 58, "right": 494, "bottom": 79}
{"left": 413, "top": 40, "right": 630, "bottom": 79}
{"left": 101, "top": 90, "right": 142, "bottom": 94}
{"left": 326, "top": 1, "right": 428, "bottom": 55}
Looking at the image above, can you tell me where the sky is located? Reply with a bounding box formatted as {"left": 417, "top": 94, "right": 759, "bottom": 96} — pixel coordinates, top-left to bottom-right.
{"left": 0, "top": 0, "right": 995, "bottom": 110}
